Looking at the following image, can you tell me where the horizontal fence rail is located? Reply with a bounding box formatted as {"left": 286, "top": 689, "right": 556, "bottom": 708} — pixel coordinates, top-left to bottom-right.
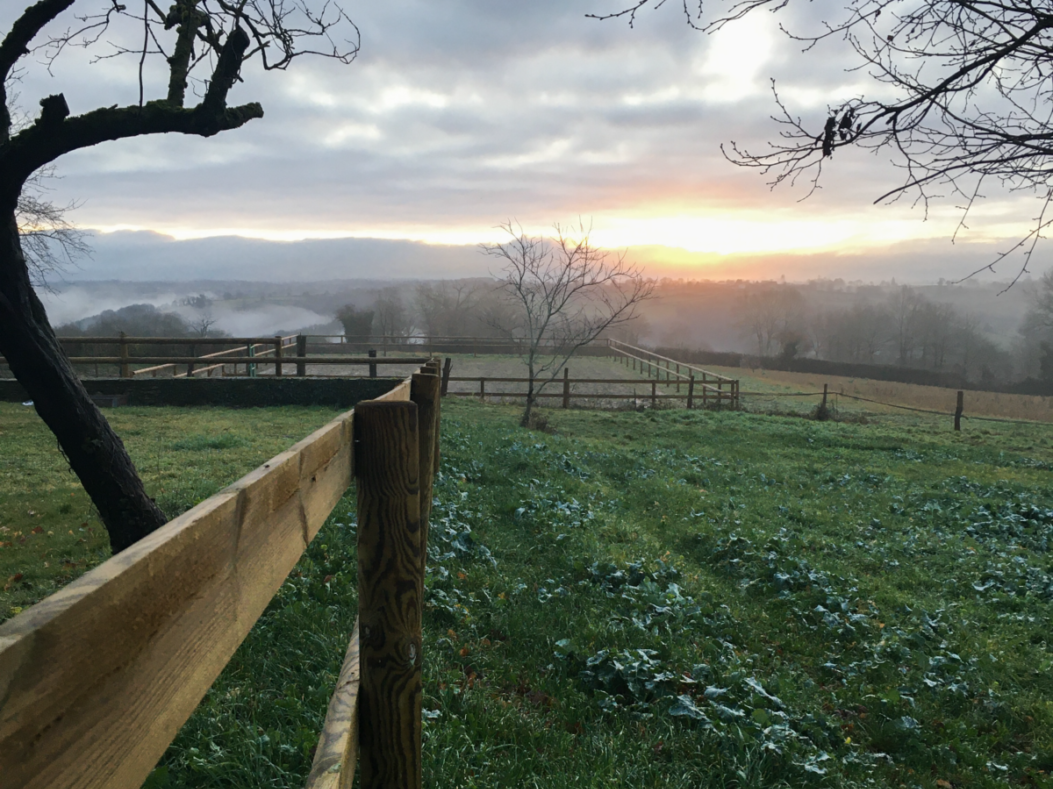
{"left": 41, "top": 356, "right": 431, "bottom": 366}
{"left": 0, "top": 360, "right": 444, "bottom": 789}
{"left": 446, "top": 370, "right": 736, "bottom": 410}
{"left": 606, "top": 339, "right": 739, "bottom": 408}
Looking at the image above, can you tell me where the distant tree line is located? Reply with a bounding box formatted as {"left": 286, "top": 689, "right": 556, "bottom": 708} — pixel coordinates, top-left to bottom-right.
{"left": 49, "top": 304, "right": 230, "bottom": 375}
{"left": 730, "top": 280, "right": 1053, "bottom": 388}
{"left": 55, "top": 303, "right": 228, "bottom": 340}
{"left": 335, "top": 282, "right": 531, "bottom": 341}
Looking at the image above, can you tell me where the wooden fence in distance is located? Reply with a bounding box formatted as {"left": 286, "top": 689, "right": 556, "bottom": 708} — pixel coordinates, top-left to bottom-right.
{"left": 0, "top": 335, "right": 432, "bottom": 380}
{"left": 0, "top": 360, "right": 444, "bottom": 789}
{"left": 446, "top": 369, "right": 735, "bottom": 410}
{"left": 606, "top": 338, "right": 739, "bottom": 408}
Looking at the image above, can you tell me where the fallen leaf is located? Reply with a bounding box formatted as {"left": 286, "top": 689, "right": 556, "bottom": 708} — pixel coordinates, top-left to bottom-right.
{"left": 31, "top": 526, "right": 43, "bottom": 535}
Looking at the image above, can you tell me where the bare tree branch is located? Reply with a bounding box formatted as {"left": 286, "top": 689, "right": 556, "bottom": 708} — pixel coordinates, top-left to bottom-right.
{"left": 482, "top": 220, "right": 654, "bottom": 427}
{"left": 16, "top": 164, "right": 91, "bottom": 291}
{"left": 596, "top": 0, "right": 1053, "bottom": 281}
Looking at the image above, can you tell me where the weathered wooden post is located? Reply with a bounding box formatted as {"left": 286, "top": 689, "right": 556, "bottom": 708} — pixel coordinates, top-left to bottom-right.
{"left": 822, "top": 383, "right": 828, "bottom": 411}
{"left": 297, "top": 334, "right": 307, "bottom": 377}
{"left": 675, "top": 363, "right": 680, "bottom": 393}
{"left": 411, "top": 370, "right": 441, "bottom": 578}
{"left": 119, "top": 332, "right": 130, "bottom": 378}
{"left": 479, "top": 377, "right": 486, "bottom": 400}
{"left": 687, "top": 374, "right": 694, "bottom": 409}
{"left": 955, "top": 390, "right": 964, "bottom": 431}
{"left": 274, "top": 336, "right": 283, "bottom": 378}
{"left": 187, "top": 343, "right": 196, "bottom": 377}
{"left": 651, "top": 380, "right": 657, "bottom": 410}
{"left": 440, "top": 357, "right": 452, "bottom": 396}
{"left": 702, "top": 382, "right": 708, "bottom": 410}
{"left": 424, "top": 359, "right": 443, "bottom": 475}
{"left": 369, "top": 349, "right": 378, "bottom": 379}
{"left": 248, "top": 344, "right": 257, "bottom": 378}
{"left": 562, "top": 368, "right": 570, "bottom": 409}
{"left": 355, "top": 401, "right": 423, "bottom": 789}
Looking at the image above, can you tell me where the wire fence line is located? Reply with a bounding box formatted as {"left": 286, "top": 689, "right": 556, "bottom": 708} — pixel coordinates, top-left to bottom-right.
{"left": 740, "top": 388, "right": 1053, "bottom": 427}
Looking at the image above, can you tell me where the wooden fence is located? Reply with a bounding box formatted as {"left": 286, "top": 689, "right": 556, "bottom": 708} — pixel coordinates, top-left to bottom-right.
{"left": 0, "top": 360, "right": 444, "bottom": 789}
{"left": 315, "top": 335, "right": 612, "bottom": 357}
{"left": 446, "top": 368, "right": 735, "bottom": 410}
{"left": 606, "top": 338, "right": 739, "bottom": 408}
{"left": 0, "top": 334, "right": 431, "bottom": 380}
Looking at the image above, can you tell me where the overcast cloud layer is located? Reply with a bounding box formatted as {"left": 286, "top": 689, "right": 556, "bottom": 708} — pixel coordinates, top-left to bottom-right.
{"left": 4, "top": 0, "right": 1049, "bottom": 281}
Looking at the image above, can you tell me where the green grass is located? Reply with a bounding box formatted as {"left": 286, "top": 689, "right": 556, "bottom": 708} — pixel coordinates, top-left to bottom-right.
{"left": 160, "top": 402, "right": 1053, "bottom": 788}
{"left": 0, "top": 403, "right": 343, "bottom": 620}
{"left": 6, "top": 399, "right": 1053, "bottom": 788}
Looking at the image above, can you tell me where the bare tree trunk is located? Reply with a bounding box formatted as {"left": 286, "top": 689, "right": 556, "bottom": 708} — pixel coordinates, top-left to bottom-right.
{"left": 521, "top": 361, "right": 536, "bottom": 427}
{"left": 0, "top": 212, "right": 166, "bottom": 553}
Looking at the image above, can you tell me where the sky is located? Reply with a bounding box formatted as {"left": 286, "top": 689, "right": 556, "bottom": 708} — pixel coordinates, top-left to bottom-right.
{"left": 4, "top": 0, "right": 1048, "bottom": 283}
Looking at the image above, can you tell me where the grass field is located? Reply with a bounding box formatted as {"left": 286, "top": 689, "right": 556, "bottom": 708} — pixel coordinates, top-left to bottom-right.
{"left": 705, "top": 364, "right": 1053, "bottom": 423}
{"left": 4, "top": 398, "right": 1053, "bottom": 788}
{"left": 0, "top": 403, "right": 343, "bottom": 619}
{"left": 373, "top": 352, "right": 1053, "bottom": 424}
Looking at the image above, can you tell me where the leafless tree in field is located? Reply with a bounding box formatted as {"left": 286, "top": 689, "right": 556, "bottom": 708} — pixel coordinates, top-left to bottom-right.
{"left": 592, "top": 0, "right": 1053, "bottom": 285}
{"left": 482, "top": 220, "right": 654, "bottom": 427}
{"left": 0, "top": 0, "right": 358, "bottom": 552}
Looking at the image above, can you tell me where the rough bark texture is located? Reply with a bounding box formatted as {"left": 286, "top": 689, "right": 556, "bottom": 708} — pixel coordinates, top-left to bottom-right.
{"left": 0, "top": 6, "right": 265, "bottom": 553}
{"left": 0, "top": 213, "right": 166, "bottom": 552}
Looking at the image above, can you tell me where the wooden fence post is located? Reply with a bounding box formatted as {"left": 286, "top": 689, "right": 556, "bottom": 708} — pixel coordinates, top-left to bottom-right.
{"left": 440, "top": 357, "right": 452, "bottom": 396}
{"left": 187, "top": 343, "right": 196, "bottom": 377}
{"left": 354, "top": 401, "right": 423, "bottom": 789}
{"left": 369, "top": 349, "right": 378, "bottom": 379}
{"left": 702, "top": 383, "right": 708, "bottom": 410}
{"left": 822, "top": 383, "right": 828, "bottom": 411}
{"left": 297, "top": 334, "right": 307, "bottom": 377}
{"left": 274, "top": 336, "right": 283, "bottom": 378}
{"left": 651, "top": 380, "right": 657, "bottom": 410}
{"left": 411, "top": 371, "right": 441, "bottom": 581}
{"left": 562, "top": 368, "right": 570, "bottom": 409}
{"left": 675, "top": 363, "right": 680, "bottom": 393}
{"left": 955, "top": 390, "right": 963, "bottom": 431}
{"left": 479, "top": 378, "right": 486, "bottom": 400}
{"left": 119, "top": 332, "right": 130, "bottom": 378}
{"left": 687, "top": 374, "right": 694, "bottom": 409}
{"left": 247, "top": 344, "right": 257, "bottom": 378}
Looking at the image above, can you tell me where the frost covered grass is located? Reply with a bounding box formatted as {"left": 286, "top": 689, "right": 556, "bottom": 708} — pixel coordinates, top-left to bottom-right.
{"left": 5, "top": 397, "right": 1053, "bottom": 787}
{"left": 0, "top": 403, "right": 342, "bottom": 622}
{"left": 156, "top": 399, "right": 1052, "bottom": 788}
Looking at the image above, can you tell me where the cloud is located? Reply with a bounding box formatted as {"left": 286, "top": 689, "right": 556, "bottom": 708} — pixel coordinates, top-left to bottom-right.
{"left": 47, "top": 229, "right": 1049, "bottom": 290}
{"left": 1, "top": 0, "right": 1040, "bottom": 267}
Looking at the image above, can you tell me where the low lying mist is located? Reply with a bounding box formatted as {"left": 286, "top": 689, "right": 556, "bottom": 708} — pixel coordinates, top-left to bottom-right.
{"left": 40, "top": 274, "right": 1053, "bottom": 388}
